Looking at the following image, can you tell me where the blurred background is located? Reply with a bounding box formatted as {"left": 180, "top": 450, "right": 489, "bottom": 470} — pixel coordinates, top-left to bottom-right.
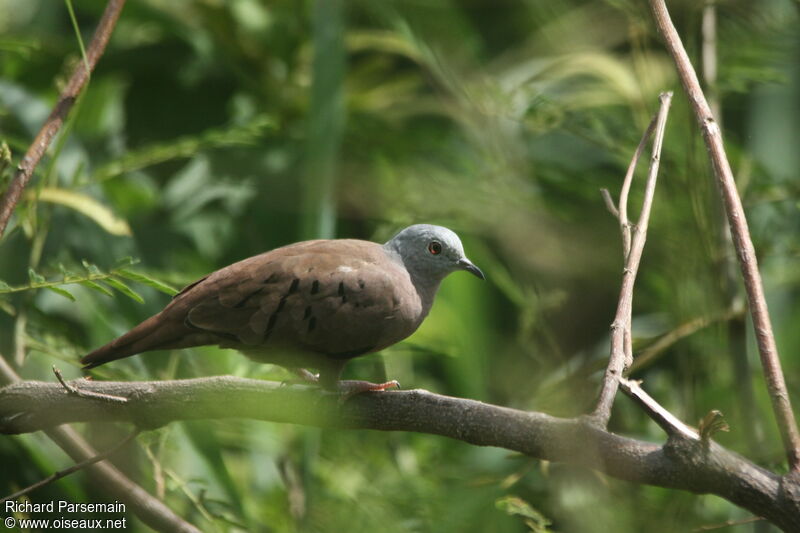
{"left": 0, "top": 0, "right": 799, "bottom": 531}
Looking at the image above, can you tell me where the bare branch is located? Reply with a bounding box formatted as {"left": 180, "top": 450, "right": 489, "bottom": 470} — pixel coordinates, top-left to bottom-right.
{"left": 0, "top": 429, "right": 140, "bottom": 505}
{"left": 701, "top": 0, "right": 763, "bottom": 462}
{"left": 47, "top": 424, "right": 200, "bottom": 533}
{"left": 0, "top": 0, "right": 126, "bottom": 237}
{"left": 618, "top": 378, "right": 697, "bottom": 440}
{"left": 600, "top": 188, "right": 620, "bottom": 218}
{"left": 53, "top": 366, "right": 128, "bottom": 403}
{"left": 0, "top": 375, "right": 798, "bottom": 530}
{"left": 630, "top": 305, "right": 743, "bottom": 373}
{"left": 591, "top": 92, "right": 673, "bottom": 427}
{"left": 618, "top": 111, "right": 660, "bottom": 259}
{"left": 648, "top": 0, "right": 800, "bottom": 472}
{"left": 693, "top": 516, "right": 763, "bottom": 532}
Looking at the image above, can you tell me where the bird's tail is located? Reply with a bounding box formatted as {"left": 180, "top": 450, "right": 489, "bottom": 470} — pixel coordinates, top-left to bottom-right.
{"left": 80, "top": 313, "right": 187, "bottom": 369}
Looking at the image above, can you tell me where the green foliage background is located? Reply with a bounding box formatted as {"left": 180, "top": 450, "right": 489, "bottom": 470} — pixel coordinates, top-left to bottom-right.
{"left": 1, "top": 0, "right": 799, "bottom": 531}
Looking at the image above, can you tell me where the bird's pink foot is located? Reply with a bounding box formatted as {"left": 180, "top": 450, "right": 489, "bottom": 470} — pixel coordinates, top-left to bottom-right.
{"left": 338, "top": 379, "right": 400, "bottom": 393}
{"left": 336, "top": 379, "right": 400, "bottom": 402}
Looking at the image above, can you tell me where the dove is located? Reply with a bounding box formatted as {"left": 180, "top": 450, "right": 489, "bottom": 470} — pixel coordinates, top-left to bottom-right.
{"left": 81, "top": 224, "right": 484, "bottom": 393}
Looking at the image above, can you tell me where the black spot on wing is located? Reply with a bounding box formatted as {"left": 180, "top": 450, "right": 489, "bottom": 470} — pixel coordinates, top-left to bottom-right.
{"left": 264, "top": 281, "right": 294, "bottom": 334}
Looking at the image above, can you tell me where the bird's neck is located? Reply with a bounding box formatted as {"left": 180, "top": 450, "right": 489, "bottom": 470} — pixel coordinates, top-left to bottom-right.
{"left": 382, "top": 244, "right": 443, "bottom": 314}
{"left": 415, "top": 278, "right": 442, "bottom": 317}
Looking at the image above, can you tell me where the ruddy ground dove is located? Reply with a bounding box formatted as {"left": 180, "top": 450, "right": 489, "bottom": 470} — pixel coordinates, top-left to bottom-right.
{"left": 81, "top": 224, "right": 484, "bottom": 392}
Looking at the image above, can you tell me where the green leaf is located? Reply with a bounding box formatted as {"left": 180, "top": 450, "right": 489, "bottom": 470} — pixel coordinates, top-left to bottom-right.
{"left": 35, "top": 187, "right": 132, "bottom": 236}
{"left": 47, "top": 286, "right": 76, "bottom": 301}
{"left": 28, "top": 268, "right": 45, "bottom": 284}
{"left": 113, "top": 256, "right": 139, "bottom": 269}
{"left": 79, "top": 280, "right": 114, "bottom": 298}
{"left": 104, "top": 277, "right": 144, "bottom": 303}
{"left": 0, "top": 141, "right": 11, "bottom": 186}
{"left": 81, "top": 260, "right": 102, "bottom": 276}
{"left": 58, "top": 263, "right": 75, "bottom": 278}
{"left": 0, "top": 280, "right": 11, "bottom": 292}
{"left": 93, "top": 115, "right": 276, "bottom": 183}
{"left": 0, "top": 299, "right": 15, "bottom": 316}
{"left": 115, "top": 269, "right": 178, "bottom": 296}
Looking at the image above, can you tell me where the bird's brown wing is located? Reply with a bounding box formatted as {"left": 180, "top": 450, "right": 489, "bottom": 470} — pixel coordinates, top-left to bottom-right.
{"left": 81, "top": 240, "right": 423, "bottom": 369}
{"left": 185, "top": 240, "right": 423, "bottom": 358}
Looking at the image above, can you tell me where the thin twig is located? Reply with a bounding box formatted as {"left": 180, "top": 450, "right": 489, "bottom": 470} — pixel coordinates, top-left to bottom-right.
{"left": 53, "top": 366, "right": 128, "bottom": 403}
{"left": 591, "top": 92, "right": 673, "bottom": 427}
{"left": 600, "top": 188, "right": 620, "bottom": 218}
{"left": 164, "top": 468, "right": 217, "bottom": 525}
{"left": 702, "top": 0, "right": 762, "bottom": 459}
{"left": 693, "top": 515, "right": 763, "bottom": 532}
{"left": 648, "top": 0, "right": 800, "bottom": 472}
{"left": 617, "top": 112, "right": 660, "bottom": 259}
{"left": 630, "top": 305, "right": 744, "bottom": 373}
{"left": 0, "top": 0, "right": 126, "bottom": 237}
{"left": 619, "top": 378, "right": 698, "bottom": 440}
{"left": 0, "top": 429, "right": 140, "bottom": 505}
{"left": 143, "top": 439, "right": 167, "bottom": 500}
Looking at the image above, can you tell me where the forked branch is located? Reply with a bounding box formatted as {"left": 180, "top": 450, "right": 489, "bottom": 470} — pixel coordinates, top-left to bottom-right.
{"left": 591, "top": 91, "right": 673, "bottom": 427}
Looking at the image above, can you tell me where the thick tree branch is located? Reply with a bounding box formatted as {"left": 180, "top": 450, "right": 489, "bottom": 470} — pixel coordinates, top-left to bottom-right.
{"left": 592, "top": 92, "right": 673, "bottom": 426}
{"left": 0, "top": 376, "right": 797, "bottom": 531}
{"left": 648, "top": 0, "right": 800, "bottom": 473}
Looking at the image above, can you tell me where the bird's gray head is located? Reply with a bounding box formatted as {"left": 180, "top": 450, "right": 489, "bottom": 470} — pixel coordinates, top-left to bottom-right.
{"left": 383, "top": 224, "right": 484, "bottom": 287}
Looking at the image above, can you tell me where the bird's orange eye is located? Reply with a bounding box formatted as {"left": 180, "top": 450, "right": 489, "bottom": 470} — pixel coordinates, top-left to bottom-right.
{"left": 428, "top": 241, "right": 442, "bottom": 255}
